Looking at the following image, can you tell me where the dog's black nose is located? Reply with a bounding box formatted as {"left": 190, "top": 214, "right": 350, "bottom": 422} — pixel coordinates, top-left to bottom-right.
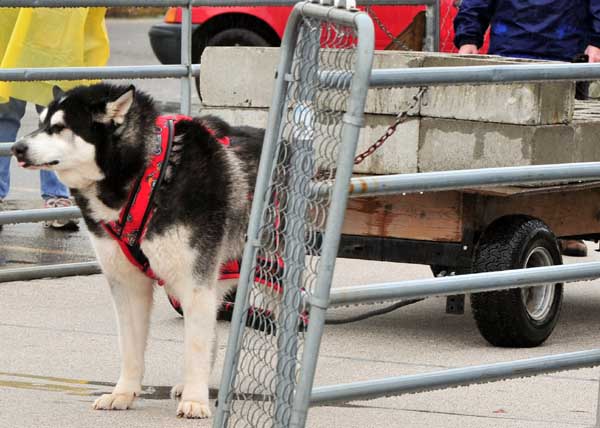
{"left": 11, "top": 142, "right": 28, "bottom": 159}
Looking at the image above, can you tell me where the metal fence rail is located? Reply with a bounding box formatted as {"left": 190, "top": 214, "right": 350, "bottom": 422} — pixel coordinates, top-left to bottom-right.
{"left": 0, "top": 262, "right": 101, "bottom": 283}
{"left": 311, "top": 349, "right": 600, "bottom": 404}
{"left": 327, "top": 262, "right": 600, "bottom": 306}
{"left": 0, "top": 207, "right": 81, "bottom": 225}
{"left": 346, "top": 162, "right": 600, "bottom": 196}
{"left": 0, "top": 65, "right": 201, "bottom": 81}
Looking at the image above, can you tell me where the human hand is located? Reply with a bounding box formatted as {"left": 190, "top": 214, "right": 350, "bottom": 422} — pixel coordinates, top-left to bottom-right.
{"left": 458, "top": 44, "right": 479, "bottom": 55}
{"left": 585, "top": 45, "right": 600, "bottom": 63}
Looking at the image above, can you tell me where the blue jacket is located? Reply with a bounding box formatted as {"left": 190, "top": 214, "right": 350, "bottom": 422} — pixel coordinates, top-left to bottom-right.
{"left": 454, "top": 0, "right": 600, "bottom": 62}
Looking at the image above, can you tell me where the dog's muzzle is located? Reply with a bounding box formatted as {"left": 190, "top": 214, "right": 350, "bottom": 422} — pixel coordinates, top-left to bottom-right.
{"left": 12, "top": 128, "right": 59, "bottom": 168}
{"left": 11, "top": 140, "right": 29, "bottom": 163}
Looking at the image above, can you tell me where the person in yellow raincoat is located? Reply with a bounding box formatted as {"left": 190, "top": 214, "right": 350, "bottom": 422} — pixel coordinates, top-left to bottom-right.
{"left": 0, "top": 7, "right": 109, "bottom": 229}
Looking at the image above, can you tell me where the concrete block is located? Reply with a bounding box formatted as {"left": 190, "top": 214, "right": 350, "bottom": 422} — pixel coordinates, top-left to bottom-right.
{"left": 364, "top": 52, "right": 423, "bottom": 115}
{"left": 418, "top": 117, "right": 600, "bottom": 173}
{"left": 353, "top": 116, "right": 419, "bottom": 174}
{"left": 200, "top": 47, "right": 278, "bottom": 109}
{"left": 201, "top": 48, "right": 575, "bottom": 125}
{"left": 422, "top": 81, "right": 575, "bottom": 126}
{"left": 201, "top": 105, "right": 600, "bottom": 177}
{"left": 420, "top": 54, "right": 575, "bottom": 125}
{"left": 199, "top": 106, "right": 419, "bottom": 174}
{"left": 200, "top": 47, "right": 424, "bottom": 115}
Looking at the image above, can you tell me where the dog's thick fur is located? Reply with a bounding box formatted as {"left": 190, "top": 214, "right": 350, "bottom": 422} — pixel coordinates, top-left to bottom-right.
{"left": 13, "top": 83, "right": 263, "bottom": 418}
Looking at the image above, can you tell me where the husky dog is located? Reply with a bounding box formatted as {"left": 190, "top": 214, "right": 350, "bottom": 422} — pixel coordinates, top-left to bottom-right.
{"left": 12, "top": 83, "right": 263, "bottom": 418}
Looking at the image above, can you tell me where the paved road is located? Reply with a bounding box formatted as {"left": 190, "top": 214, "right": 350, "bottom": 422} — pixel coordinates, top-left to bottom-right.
{"left": 2, "top": 255, "right": 600, "bottom": 428}
{"left": 2, "top": 17, "right": 600, "bottom": 428}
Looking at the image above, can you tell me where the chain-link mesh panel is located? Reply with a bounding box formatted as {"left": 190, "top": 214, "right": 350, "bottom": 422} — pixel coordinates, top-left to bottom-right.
{"left": 220, "top": 9, "right": 361, "bottom": 428}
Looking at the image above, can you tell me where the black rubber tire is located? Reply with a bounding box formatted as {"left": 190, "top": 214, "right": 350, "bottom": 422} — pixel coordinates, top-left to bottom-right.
{"left": 430, "top": 265, "right": 470, "bottom": 277}
{"left": 195, "top": 28, "right": 269, "bottom": 100}
{"left": 470, "top": 217, "right": 563, "bottom": 348}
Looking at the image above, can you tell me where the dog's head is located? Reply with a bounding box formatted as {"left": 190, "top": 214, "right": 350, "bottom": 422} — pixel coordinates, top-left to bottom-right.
{"left": 12, "top": 84, "right": 138, "bottom": 187}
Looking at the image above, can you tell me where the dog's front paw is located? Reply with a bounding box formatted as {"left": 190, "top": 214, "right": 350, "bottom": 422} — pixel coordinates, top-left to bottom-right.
{"left": 170, "top": 384, "right": 184, "bottom": 400}
{"left": 93, "top": 392, "right": 136, "bottom": 410}
{"left": 177, "top": 400, "right": 212, "bottom": 419}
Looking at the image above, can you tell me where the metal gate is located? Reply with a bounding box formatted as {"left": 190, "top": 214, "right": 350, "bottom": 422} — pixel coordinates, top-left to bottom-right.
{"left": 214, "top": 4, "right": 374, "bottom": 427}
{"left": 216, "top": 2, "right": 600, "bottom": 428}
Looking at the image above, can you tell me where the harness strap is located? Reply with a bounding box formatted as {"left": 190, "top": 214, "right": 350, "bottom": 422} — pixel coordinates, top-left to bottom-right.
{"left": 101, "top": 115, "right": 238, "bottom": 285}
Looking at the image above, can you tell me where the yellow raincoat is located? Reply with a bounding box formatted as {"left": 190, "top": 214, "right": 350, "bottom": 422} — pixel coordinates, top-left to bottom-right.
{"left": 0, "top": 8, "right": 110, "bottom": 106}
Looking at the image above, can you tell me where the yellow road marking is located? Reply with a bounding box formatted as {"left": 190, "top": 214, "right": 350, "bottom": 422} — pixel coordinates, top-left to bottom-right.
{"left": 0, "top": 379, "right": 92, "bottom": 396}
{"left": 0, "top": 371, "right": 91, "bottom": 385}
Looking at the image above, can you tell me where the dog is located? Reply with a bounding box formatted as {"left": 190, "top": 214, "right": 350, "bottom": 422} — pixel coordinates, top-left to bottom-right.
{"left": 12, "top": 83, "right": 264, "bottom": 418}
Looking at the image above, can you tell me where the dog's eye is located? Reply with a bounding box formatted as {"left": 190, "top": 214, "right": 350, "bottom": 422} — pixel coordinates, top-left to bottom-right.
{"left": 49, "top": 124, "right": 65, "bottom": 134}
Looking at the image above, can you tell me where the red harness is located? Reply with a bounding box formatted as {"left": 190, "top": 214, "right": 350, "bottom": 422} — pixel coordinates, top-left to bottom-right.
{"left": 101, "top": 115, "right": 240, "bottom": 285}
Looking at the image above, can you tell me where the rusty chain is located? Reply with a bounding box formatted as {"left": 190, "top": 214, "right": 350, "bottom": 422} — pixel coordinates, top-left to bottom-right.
{"left": 354, "top": 86, "right": 427, "bottom": 165}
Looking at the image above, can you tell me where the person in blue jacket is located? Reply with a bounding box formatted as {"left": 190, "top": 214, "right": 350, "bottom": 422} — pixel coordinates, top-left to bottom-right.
{"left": 454, "top": 0, "right": 599, "bottom": 257}
{"left": 454, "top": 0, "right": 600, "bottom": 63}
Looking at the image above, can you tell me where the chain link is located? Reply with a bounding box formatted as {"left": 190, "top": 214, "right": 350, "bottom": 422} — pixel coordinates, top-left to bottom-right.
{"left": 354, "top": 86, "right": 427, "bottom": 165}
{"left": 365, "top": 6, "right": 413, "bottom": 52}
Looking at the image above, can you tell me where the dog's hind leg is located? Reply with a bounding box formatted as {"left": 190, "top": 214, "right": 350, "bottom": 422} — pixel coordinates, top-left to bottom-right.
{"left": 93, "top": 272, "right": 154, "bottom": 411}
{"left": 173, "top": 278, "right": 218, "bottom": 419}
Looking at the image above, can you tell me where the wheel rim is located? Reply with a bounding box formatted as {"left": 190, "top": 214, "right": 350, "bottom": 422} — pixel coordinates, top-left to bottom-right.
{"left": 521, "top": 246, "right": 555, "bottom": 321}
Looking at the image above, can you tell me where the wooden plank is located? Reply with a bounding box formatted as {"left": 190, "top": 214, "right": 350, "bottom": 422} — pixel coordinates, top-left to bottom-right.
{"left": 481, "top": 187, "right": 600, "bottom": 237}
{"left": 342, "top": 191, "right": 463, "bottom": 242}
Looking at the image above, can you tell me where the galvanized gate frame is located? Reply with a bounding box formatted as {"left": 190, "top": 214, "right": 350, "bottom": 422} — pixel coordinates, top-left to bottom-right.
{"left": 214, "top": 3, "right": 374, "bottom": 427}
{"left": 214, "top": 3, "right": 600, "bottom": 428}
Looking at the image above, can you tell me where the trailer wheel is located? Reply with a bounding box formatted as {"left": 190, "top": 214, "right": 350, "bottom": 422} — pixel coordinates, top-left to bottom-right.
{"left": 470, "top": 217, "right": 563, "bottom": 347}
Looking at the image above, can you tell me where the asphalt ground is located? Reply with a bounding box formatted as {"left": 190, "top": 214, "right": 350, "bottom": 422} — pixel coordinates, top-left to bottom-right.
{"left": 1, "top": 18, "right": 600, "bottom": 428}
{"left": 2, "top": 255, "right": 600, "bottom": 428}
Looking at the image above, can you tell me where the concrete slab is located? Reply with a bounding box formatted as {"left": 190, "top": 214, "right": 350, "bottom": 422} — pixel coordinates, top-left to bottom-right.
{"left": 2, "top": 250, "right": 600, "bottom": 427}
{"left": 200, "top": 106, "right": 419, "bottom": 174}
{"left": 200, "top": 47, "right": 424, "bottom": 116}
{"left": 418, "top": 117, "right": 600, "bottom": 172}
{"left": 422, "top": 81, "right": 575, "bottom": 126}
{"left": 200, "top": 48, "right": 575, "bottom": 125}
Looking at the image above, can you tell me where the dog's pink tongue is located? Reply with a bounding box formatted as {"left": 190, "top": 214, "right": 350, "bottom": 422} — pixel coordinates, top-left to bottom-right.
{"left": 18, "top": 161, "right": 25, "bottom": 167}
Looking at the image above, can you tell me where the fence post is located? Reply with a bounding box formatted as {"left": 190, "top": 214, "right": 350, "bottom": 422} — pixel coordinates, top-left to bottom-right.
{"left": 180, "top": 0, "right": 193, "bottom": 115}
{"left": 213, "top": 6, "right": 304, "bottom": 427}
{"left": 596, "top": 376, "right": 600, "bottom": 428}
{"left": 289, "top": 11, "right": 375, "bottom": 428}
{"left": 424, "top": 0, "right": 440, "bottom": 52}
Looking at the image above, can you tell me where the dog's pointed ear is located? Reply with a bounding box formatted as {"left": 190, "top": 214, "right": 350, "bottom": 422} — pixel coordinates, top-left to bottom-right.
{"left": 104, "top": 85, "right": 135, "bottom": 125}
{"left": 52, "top": 85, "right": 66, "bottom": 101}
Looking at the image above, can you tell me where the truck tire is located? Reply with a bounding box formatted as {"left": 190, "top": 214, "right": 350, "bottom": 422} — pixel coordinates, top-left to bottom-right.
{"left": 195, "top": 28, "right": 269, "bottom": 99}
{"left": 470, "top": 217, "right": 563, "bottom": 347}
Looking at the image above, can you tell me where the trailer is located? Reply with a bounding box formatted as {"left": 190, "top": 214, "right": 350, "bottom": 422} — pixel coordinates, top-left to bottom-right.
{"left": 338, "top": 180, "right": 600, "bottom": 347}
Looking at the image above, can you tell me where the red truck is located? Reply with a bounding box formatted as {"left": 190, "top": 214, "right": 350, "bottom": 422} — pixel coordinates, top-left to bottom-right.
{"left": 148, "top": 2, "right": 468, "bottom": 95}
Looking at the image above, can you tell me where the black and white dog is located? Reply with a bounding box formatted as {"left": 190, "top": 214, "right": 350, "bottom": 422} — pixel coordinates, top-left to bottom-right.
{"left": 12, "top": 83, "right": 263, "bottom": 418}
